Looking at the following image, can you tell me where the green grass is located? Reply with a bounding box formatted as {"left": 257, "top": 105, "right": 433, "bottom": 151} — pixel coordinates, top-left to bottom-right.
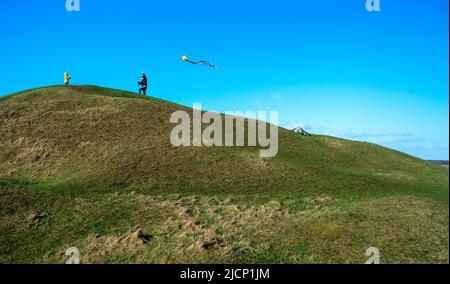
{"left": 0, "top": 85, "right": 448, "bottom": 263}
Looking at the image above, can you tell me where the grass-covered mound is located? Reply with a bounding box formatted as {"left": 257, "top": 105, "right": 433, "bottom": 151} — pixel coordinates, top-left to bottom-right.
{"left": 0, "top": 85, "right": 448, "bottom": 263}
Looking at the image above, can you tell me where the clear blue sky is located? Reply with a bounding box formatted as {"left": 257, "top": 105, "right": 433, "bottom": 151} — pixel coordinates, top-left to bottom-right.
{"left": 0, "top": 0, "right": 448, "bottom": 159}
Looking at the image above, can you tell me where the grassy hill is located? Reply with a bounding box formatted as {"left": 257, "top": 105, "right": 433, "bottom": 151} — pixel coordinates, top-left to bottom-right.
{"left": 0, "top": 85, "right": 448, "bottom": 263}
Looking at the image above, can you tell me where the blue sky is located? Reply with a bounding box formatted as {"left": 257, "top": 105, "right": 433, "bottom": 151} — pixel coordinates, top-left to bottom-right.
{"left": 0, "top": 0, "right": 448, "bottom": 159}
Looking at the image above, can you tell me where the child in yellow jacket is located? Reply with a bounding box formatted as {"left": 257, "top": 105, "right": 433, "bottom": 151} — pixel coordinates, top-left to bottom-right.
{"left": 64, "top": 72, "right": 71, "bottom": 85}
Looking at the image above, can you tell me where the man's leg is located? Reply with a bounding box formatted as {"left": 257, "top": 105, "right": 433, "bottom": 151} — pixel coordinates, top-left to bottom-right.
{"left": 143, "top": 87, "right": 147, "bottom": 96}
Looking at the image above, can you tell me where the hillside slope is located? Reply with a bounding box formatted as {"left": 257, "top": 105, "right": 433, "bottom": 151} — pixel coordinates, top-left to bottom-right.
{"left": 1, "top": 85, "right": 447, "bottom": 197}
{"left": 0, "top": 86, "right": 448, "bottom": 263}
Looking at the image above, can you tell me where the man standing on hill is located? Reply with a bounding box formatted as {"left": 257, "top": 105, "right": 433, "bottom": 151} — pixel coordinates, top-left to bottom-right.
{"left": 138, "top": 72, "right": 148, "bottom": 95}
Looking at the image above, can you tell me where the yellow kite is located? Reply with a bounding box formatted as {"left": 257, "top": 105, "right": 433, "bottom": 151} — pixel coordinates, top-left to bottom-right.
{"left": 181, "top": 55, "right": 218, "bottom": 69}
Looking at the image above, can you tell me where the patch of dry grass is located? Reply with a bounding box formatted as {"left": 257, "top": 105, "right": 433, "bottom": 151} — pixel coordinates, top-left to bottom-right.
{"left": 3, "top": 187, "right": 445, "bottom": 264}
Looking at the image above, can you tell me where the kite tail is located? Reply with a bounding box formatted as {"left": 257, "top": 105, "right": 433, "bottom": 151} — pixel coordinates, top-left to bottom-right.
{"left": 182, "top": 56, "right": 218, "bottom": 69}
{"left": 197, "top": 61, "right": 218, "bottom": 69}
